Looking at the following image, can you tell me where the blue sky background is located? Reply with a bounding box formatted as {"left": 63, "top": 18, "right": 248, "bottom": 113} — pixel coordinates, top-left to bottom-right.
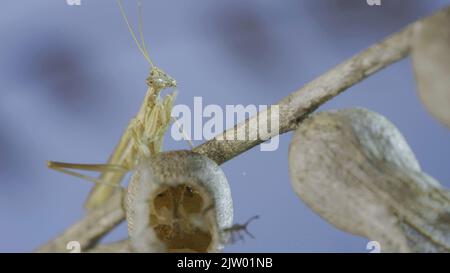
{"left": 0, "top": 0, "right": 449, "bottom": 252}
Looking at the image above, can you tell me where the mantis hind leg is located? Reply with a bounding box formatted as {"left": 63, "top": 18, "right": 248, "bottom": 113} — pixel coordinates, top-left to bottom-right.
{"left": 47, "top": 161, "right": 129, "bottom": 189}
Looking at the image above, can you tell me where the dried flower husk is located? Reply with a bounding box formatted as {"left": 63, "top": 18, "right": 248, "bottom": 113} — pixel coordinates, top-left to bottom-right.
{"left": 289, "top": 108, "right": 450, "bottom": 252}
{"left": 126, "top": 150, "right": 233, "bottom": 252}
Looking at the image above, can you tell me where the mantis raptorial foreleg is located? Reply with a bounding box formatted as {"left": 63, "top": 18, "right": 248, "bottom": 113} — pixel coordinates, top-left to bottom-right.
{"left": 48, "top": 79, "right": 177, "bottom": 209}
{"left": 84, "top": 85, "right": 176, "bottom": 209}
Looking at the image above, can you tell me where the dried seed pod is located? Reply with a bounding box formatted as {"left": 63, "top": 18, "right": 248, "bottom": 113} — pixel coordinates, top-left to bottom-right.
{"left": 126, "top": 150, "right": 233, "bottom": 252}
{"left": 411, "top": 8, "right": 450, "bottom": 128}
{"left": 289, "top": 108, "right": 450, "bottom": 252}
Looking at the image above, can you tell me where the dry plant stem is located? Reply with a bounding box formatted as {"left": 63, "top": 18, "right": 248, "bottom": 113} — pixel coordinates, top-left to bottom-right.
{"left": 193, "top": 19, "right": 413, "bottom": 164}
{"left": 38, "top": 6, "right": 449, "bottom": 252}
{"left": 36, "top": 190, "right": 125, "bottom": 253}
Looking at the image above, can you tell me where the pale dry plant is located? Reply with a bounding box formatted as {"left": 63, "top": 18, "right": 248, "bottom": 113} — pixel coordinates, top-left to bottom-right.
{"left": 46, "top": 0, "right": 233, "bottom": 253}
{"left": 38, "top": 4, "right": 450, "bottom": 253}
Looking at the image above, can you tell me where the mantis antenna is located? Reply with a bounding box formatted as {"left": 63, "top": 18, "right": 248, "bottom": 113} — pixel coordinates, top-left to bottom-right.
{"left": 116, "top": 0, "right": 154, "bottom": 67}
{"left": 137, "top": 0, "right": 151, "bottom": 61}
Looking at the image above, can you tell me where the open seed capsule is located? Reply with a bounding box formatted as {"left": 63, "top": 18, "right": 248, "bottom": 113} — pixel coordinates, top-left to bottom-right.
{"left": 126, "top": 150, "right": 233, "bottom": 252}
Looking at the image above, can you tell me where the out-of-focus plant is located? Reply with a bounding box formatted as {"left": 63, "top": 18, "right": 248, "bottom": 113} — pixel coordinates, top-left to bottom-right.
{"left": 38, "top": 5, "right": 450, "bottom": 253}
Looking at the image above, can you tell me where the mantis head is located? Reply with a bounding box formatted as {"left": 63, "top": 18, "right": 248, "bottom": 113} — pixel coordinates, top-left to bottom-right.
{"left": 146, "top": 66, "right": 177, "bottom": 90}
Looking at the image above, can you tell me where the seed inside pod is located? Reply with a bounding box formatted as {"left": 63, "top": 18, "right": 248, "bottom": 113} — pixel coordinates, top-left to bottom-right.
{"left": 126, "top": 150, "right": 233, "bottom": 252}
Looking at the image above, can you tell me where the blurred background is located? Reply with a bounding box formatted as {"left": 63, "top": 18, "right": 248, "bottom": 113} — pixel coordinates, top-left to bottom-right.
{"left": 0, "top": 0, "right": 449, "bottom": 252}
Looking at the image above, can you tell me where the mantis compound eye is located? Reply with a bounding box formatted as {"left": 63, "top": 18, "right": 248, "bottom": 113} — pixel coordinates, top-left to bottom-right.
{"left": 125, "top": 150, "right": 233, "bottom": 252}
{"left": 146, "top": 66, "right": 177, "bottom": 90}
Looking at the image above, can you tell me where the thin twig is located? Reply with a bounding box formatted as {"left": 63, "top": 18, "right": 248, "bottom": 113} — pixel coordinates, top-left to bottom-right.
{"left": 192, "top": 22, "right": 414, "bottom": 164}
{"left": 36, "top": 190, "right": 125, "bottom": 253}
{"left": 37, "top": 6, "right": 449, "bottom": 252}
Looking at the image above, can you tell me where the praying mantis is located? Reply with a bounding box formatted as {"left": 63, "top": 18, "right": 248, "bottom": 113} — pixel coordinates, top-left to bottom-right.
{"left": 47, "top": 3, "right": 255, "bottom": 250}
{"left": 48, "top": 0, "right": 184, "bottom": 210}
